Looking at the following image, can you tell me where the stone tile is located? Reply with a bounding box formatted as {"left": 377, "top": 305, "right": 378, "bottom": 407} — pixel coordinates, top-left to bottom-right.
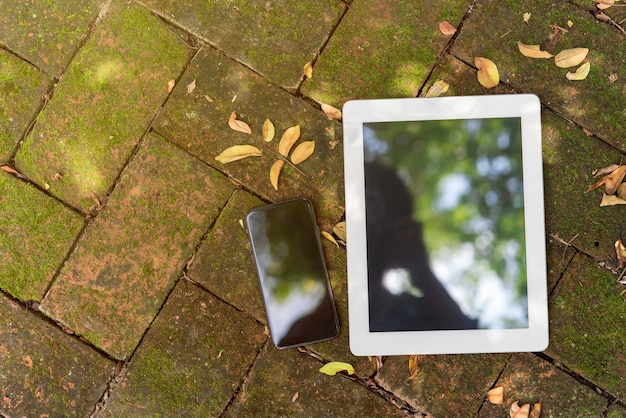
{"left": 375, "top": 353, "right": 510, "bottom": 417}
{"left": 607, "top": 404, "right": 626, "bottom": 418}
{"left": 546, "top": 236, "right": 575, "bottom": 294}
{"left": 188, "top": 189, "right": 267, "bottom": 324}
{"left": 138, "top": 0, "right": 345, "bottom": 89}
{"left": 0, "top": 294, "right": 115, "bottom": 417}
{"left": 546, "top": 255, "right": 626, "bottom": 399}
{"left": 102, "top": 279, "right": 266, "bottom": 417}
{"left": 40, "top": 133, "right": 235, "bottom": 360}
{"left": 0, "top": 0, "right": 106, "bottom": 77}
{"left": 0, "top": 172, "right": 84, "bottom": 302}
{"left": 301, "top": 0, "right": 471, "bottom": 107}
{"left": 452, "top": 0, "right": 626, "bottom": 152}
{"left": 226, "top": 345, "right": 408, "bottom": 417}
{"left": 153, "top": 46, "right": 344, "bottom": 229}
{"left": 15, "top": 1, "right": 190, "bottom": 213}
{"left": 478, "top": 353, "right": 607, "bottom": 417}
{"left": 0, "top": 49, "right": 49, "bottom": 163}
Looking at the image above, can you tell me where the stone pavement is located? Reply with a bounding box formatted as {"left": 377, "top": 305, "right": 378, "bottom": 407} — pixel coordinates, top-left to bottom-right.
{"left": 0, "top": 0, "right": 625, "bottom": 416}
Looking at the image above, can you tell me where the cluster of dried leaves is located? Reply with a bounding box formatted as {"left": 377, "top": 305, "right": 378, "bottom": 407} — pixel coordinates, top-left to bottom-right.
{"left": 321, "top": 220, "right": 346, "bottom": 247}
{"left": 587, "top": 163, "right": 626, "bottom": 206}
{"left": 487, "top": 386, "right": 542, "bottom": 418}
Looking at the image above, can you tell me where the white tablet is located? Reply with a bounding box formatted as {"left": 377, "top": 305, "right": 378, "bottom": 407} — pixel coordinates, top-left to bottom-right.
{"left": 343, "top": 95, "right": 548, "bottom": 355}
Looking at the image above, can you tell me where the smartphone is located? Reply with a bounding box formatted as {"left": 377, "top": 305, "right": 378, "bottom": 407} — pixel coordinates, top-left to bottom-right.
{"left": 246, "top": 198, "right": 340, "bottom": 349}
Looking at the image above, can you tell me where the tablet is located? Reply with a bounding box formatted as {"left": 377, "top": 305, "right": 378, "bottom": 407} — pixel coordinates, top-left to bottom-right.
{"left": 343, "top": 95, "right": 548, "bottom": 355}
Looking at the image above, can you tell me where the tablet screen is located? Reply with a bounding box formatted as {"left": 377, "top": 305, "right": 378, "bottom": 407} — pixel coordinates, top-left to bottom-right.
{"left": 363, "top": 118, "right": 527, "bottom": 332}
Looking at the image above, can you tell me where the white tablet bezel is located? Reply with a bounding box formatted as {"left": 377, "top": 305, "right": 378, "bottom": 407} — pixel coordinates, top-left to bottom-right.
{"left": 343, "top": 95, "right": 548, "bottom": 356}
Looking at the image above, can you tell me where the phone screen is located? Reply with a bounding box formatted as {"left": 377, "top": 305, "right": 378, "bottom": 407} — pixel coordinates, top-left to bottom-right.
{"left": 246, "top": 198, "right": 339, "bottom": 348}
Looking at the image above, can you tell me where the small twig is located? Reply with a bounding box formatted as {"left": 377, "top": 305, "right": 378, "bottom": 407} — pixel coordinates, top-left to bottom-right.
{"left": 549, "top": 232, "right": 579, "bottom": 260}
{"left": 618, "top": 267, "right": 626, "bottom": 284}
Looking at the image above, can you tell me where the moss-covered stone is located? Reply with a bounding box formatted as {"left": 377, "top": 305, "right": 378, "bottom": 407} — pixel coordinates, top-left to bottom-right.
{"left": 39, "top": 133, "right": 235, "bottom": 360}
{"left": 0, "top": 293, "right": 115, "bottom": 417}
{"left": 301, "top": 0, "right": 472, "bottom": 107}
{"left": 102, "top": 279, "right": 266, "bottom": 417}
{"left": 15, "top": 1, "right": 190, "bottom": 213}
{"left": 0, "top": 172, "right": 84, "bottom": 301}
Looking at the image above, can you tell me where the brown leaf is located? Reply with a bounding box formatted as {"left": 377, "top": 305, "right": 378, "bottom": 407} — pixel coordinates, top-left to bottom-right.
{"left": 204, "top": 95, "right": 214, "bottom": 103}
{"left": 228, "top": 111, "right": 252, "bottom": 135}
{"left": 566, "top": 62, "right": 590, "bottom": 81}
{"left": 594, "top": 0, "right": 614, "bottom": 9}
{"left": 554, "top": 48, "right": 589, "bottom": 68}
{"left": 529, "top": 401, "right": 542, "bottom": 418}
{"left": 1, "top": 165, "right": 19, "bottom": 175}
{"left": 617, "top": 183, "right": 626, "bottom": 200}
{"left": 290, "top": 141, "right": 315, "bottom": 165}
{"left": 600, "top": 193, "right": 626, "bottom": 207}
{"left": 186, "top": 79, "right": 197, "bottom": 94}
{"left": 89, "top": 191, "right": 103, "bottom": 210}
{"left": 321, "top": 103, "right": 342, "bottom": 120}
{"left": 303, "top": 61, "right": 313, "bottom": 79}
{"left": 321, "top": 231, "right": 339, "bottom": 247}
{"left": 509, "top": 401, "right": 530, "bottom": 418}
{"left": 262, "top": 119, "right": 275, "bottom": 142}
{"left": 215, "top": 145, "right": 262, "bottom": 163}
{"left": 593, "top": 163, "right": 620, "bottom": 177}
{"left": 616, "top": 239, "right": 626, "bottom": 269}
{"left": 475, "top": 57, "right": 500, "bottom": 88}
{"left": 371, "top": 355, "right": 383, "bottom": 372}
{"left": 486, "top": 386, "right": 504, "bottom": 405}
{"left": 424, "top": 80, "right": 450, "bottom": 97}
{"left": 269, "top": 160, "right": 284, "bottom": 190}
{"left": 517, "top": 41, "right": 553, "bottom": 59}
{"left": 439, "top": 21, "right": 457, "bottom": 35}
{"left": 166, "top": 79, "right": 175, "bottom": 93}
{"left": 333, "top": 221, "right": 346, "bottom": 242}
{"left": 587, "top": 165, "right": 626, "bottom": 194}
{"left": 408, "top": 355, "right": 419, "bottom": 379}
{"left": 278, "top": 125, "right": 301, "bottom": 156}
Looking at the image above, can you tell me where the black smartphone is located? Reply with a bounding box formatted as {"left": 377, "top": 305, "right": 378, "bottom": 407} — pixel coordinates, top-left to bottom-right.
{"left": 246, "top": 198, "right": 340, "bottom": 349}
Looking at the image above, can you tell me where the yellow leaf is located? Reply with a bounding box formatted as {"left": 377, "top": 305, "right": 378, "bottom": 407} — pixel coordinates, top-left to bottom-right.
{"left": 523, "top": 12, "right": 531, "bottom": 22}
{"left": 486, "top": 386, "right": 504, "bottom": 405}
{"left": 408, "top": 355, "right": 419, "bottom": 379}
{"left": 321, "top": 103, "right": 342, "bottom": 120}
{"left": 587, "top": 165, "right": 626, "bottom": 194}
{"left": 529, "top": 400, "right": 542, "bottom": 418}
{"left": 333, "top": 221, "right": 346, "bottom": 242}
{"left": 303, "top": 61, "right": 313, "bottom": 79}
{"left": 554, "top": 47, "right": 589, "bottom": 68}
{"left": 321, "top": 231, "right": 339, "bottom": 247}
{"left": 617, "top": 183, "right": 626, "bottom": 200}
{"left": 566, "top": 62, "right": 590, "bottom": 80}
{"left": 262, "top": 119, "right": 275, "bottom": 142}
{"left": 567, "top": 20, "right": 574, "bottom": 28}
{"left": 290, "top": 141, "right": 315, "bottom": 165}
{"left": 424, "top": 80, "right": 450, "bottom": 97}
{"left": 600, "top": 194, "right": 626, "bottom": 207}
{"left": 278, "top": 125, "right": 301, "bottom": 156}
{"left": 215, "top": 145, "right": 262, "bottom": 163}
{"left": 186, "top": 79, "right": 197, "bottom": 94}
{"left": 509, "top": 401, "right": 530, "bottom": 418}
{"left": 228, "top": 111, "right": 252, "bottom": 135}
{"left": 166, "top": 79, "right": 175, "bottom": 93}
{"left": 319, "top": 361, "right": 354, "bottom": 376}
{"left": 439, "top": 21, "right": 457, "bottom": 35}
{"left": 269, "top": 160, "right": 284, "bottom": 190}
{"left": 616, "top": 239, "right": 626, "bottom": 269}
{"left": 517, "top": 41, "right": 554, "bottom": 59}
{"left": 475, "top": 57, "right": 500, "bottom": 88}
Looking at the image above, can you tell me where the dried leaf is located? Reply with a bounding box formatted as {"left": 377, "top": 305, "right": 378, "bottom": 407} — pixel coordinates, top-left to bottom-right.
{"left": 408, "top": 355, "right": 419, "bottom": 379}
{"left": 529, "top": 401, "right": 542, "bottom": 418}
{"left": 475, "top": 57, "right": 500, "bottom": 88}
{"left": 600, "top": 194, "right": 626, "bottom": 207}
{"left": 510, "top": 401, "right": 530, "bottom": 418}
{"left": 333, "top": 221, "right": 346, "bottom": 242}
{"left": 517, "top": 41, "right": 554, "bottom": 59}
{"left": 321, "top": 103, "right": 342, "bottom": 120}
{"left": 554, "top": 47, "right": 589, "bottom": 68}
{"left": 371, "top": 355, "right": 383, "bottom": 372}
{"left": 215, "top": 145, "right": 262, "bottom": 163}
{"left": 523, "top": 12, "right": 531, "bottom": 22}
{"left": 0, "top": 165, "right": 19, "bottom": 175}
{"left": 319, "top": 361, "right": 354, "bottom": 376}
{"left": 278, "top": 125, "right": 301, "bottom": 156}
{"left": 166, "top": 79, "right": 175, "bottom": 93}
{"left": 228, "top": 111, "right": 252, "bottom": 135}
{"left": 424, "top": 80, "right": 450, "bottom": 97}
{"left": 269, "top": 160, "right": 284, "bottom": 190}
{"left": 262, "top": 119, "right": 275, "bottom": 142}
{"left": 617, "top": 183, "right": 626, "bottom": 200}
{"left": 186, "top": 79, "right": 197, "bottom": 94}
{"left": 594, "top": 0, "right": 614, "bottom": 9}
{"left": 608, "top": 73, "right": 619, "bottom": 84}
{"left": 290, "top": 141, "right": 315, "bottom": 165}
{"left": 566, "top": 62, "right": 590, "bottom": 80}
{"left": 89, "top": 191, "right": 103, "bottom": 210}
{"left": 322, "top": 231, "right": 339, "bottom": 247}
{"left": 486, "top": 386, "right": 504, "bottom": 405}
{"left": 303, "top": 61, "right": 313, "bottom": 79}
{"left": 616, "top": 239, "right": 626, "bottom": 269}
{"left": 567, "top": 20, "right": 574, "bottom": 28}
{"left": 587, "top": 165, "right": 626, "bottom": 194}
{"left": 439, "top": 21, "right": 457, "bottom": 35}
{"left": 291, "top": 392, "right": 299, "bottom": 403}
{"left": 593, "top": 164, "right": 620, "bottom": 177}
{"left": 204, "top": 95, "right": 214, "bottom": 103}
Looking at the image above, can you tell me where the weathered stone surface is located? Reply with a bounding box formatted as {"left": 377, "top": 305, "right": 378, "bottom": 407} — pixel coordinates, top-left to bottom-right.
{"left": 0, "top": 49, "right": 49, "bottom": 163}
{"left": 226, "top": 345, "right": 408, "bottom": 417}
{"left": 15, "top": 1, "right": 190, "bottom": 213}
{"left": 0, "top": 294, "right": 115, "bottom": 417}
{"left": 139, "top": 0, "right": 345, "bottom": 89}
{"left": 153, "top": 46, "right": 344, "bottom": 229}
{"left": 478, "top": 353, "right": 607, "bottom": 417}
{"left": 375, "top": 353, "right": 510, "bottom": 417}
{"left": 0, "top": 172, "right": 84, "bottom": 301}
{"left": 546, "top": 255, "right": 626, "bottom": 399}
{"left": 40, "top": 133, "right": 235, "bottom": 359}
{"left": 0, "top": 0, "right": 106, "bottom": 77}
{"left": 102, "top": 279, "right": 266, "bottom": 417}
{"left": 452, "top": 0, "right": 626, "bottom": 152}
{"left": 301, "top": 0, "right": 472, "bottom": 106}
